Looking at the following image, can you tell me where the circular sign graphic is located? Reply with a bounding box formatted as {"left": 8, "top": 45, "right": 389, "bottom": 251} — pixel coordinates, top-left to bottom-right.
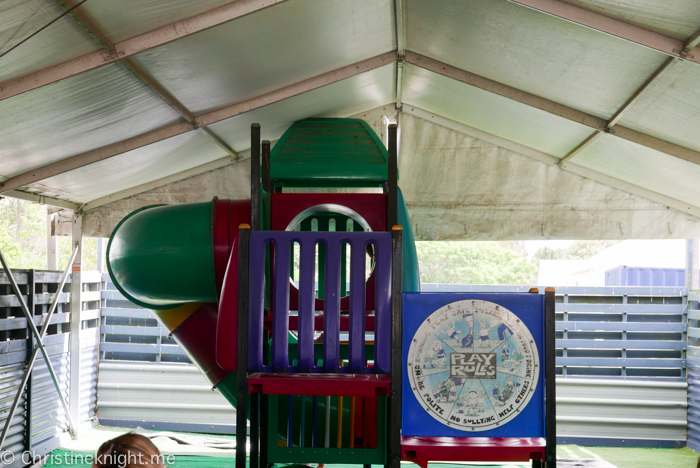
{"left": 407, "top": 300, "right": 539, "bottom": 432}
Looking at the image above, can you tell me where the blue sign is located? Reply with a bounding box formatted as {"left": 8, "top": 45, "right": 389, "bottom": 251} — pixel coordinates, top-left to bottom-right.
{"left": 402, "top": 293, "right": 546, "bottom": 438}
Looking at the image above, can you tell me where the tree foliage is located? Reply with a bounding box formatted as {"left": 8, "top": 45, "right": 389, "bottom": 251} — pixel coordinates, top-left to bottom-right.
{"left": 534, "top": 240, "right": 619, "bottom": 261}
{"left": 0, "top": 198, "right": 99, "bottom": 271}
{"left": 416, "top": 241, "right": 537, "bottom": 285}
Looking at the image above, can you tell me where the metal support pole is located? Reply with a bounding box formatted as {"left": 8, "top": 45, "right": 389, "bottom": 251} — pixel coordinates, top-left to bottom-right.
{"left": 389, "top": 226, "right": 402, "bottom": 468}
{"left": 262, "top": 140, "right": 271, "bottom": 194}
{"left": 236, "top": 225, "right": 251, "bottom": 468}
{"left": 69, "top": 213, "right": 83, "bottom": 437}
{"left": 686, "top": 239, "right": 699, "bottom": 291}
{"left": 47, "top": 211, "right": 57, "bottom": 270}
{"left": 251, "top": 124, "right": 261, "bottom": 231}
{"left": 387, "top": 124, "right": 398, "bottom": 229}
{"left": 0, "top": 246, "right": 79, "bottom": 450}
{"left": 25, "top": 270, "right": 35, "bottom": 454}
{"left": 544, "top": 288, "right": 557, "bottom": 468}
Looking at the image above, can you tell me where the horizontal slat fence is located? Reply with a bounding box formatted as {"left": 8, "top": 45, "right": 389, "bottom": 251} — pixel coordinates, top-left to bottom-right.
{"left": 686, "top": 291, "right": 700, "bottom": 452}
{"left": 0, "top": 269, "right": 101, "bottom": 468}
{"left": 422, "top": 284, "right": 688, "bottom": 380}
{"left": 100, "top": 278, "right": 187, "bottom": 363}
{"left": 98, "top": 275, "right": 234, "bottom": 433}
{"left": 422, "top": 284, "right": 688, "bottom": 446}
{"left": 101, "top": 279, "right": 688, "bottom": 445}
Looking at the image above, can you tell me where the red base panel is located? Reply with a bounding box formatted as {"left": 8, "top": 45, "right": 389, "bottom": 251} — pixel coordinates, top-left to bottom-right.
{"left": 401, "top": 436, "right": 545, "bottom": 468}
{"left": 248, "top": 372, "right": 391, "bottom": 397}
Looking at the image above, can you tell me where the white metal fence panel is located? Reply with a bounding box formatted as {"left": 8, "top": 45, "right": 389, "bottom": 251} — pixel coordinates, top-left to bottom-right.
{"left": 97, "top": 363, "right": 236, "bottom": 434}
{"left": 0, "top": 269, "right": 101, "bottom": 467}
{"left": 686, "top": 291, "right": 700, "bottom": 452}
{"left": 99, "top": 278, "right": 688, "bottom": 444}
{"left": 557, "top": 378, "right": 687, "bottom": 446}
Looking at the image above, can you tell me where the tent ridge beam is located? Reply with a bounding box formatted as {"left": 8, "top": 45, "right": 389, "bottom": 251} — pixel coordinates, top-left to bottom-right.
{"left": 405, "top": 50, "right": 700, "bottom": 166}
{"left": 563, "top": 57, "right": 677, "bottom": 164}
{"left": 0, "top": 52, "right": 395, "bottom": 194}
{"left": 54, "top": 0, "right": 239, "bottom": 160}
{"left": 506, "top": 0, "right": 700, "bottom": 64}
{"left": 402, "top": 106, "right": 700, "bottom": 220}
{"left": 559, "top": 131, "right": 603, "bottom": 166}
{"left": 1, "top": 190, "right": 80, "bottom": 210}
{"left": 194, "top": 52, "right": 396, "bottom": 126}
{"left": 685, "top": 28, "right": 700, "bottom": 51}
{"left": 394, "top": 0, "right": 406, "bottom": 109}
{"left": 0, "top": 0, "right": 289, "bottom": 102}
{"left": 404, "top": 50, "right": 607, "bottom": 131}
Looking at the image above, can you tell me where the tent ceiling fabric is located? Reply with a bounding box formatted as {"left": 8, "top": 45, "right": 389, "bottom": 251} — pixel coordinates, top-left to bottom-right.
{"left": 78, "top": 109, "right": 700, "bottom": 239}
{"left": 129, "top": 0, "right": 395, "bottom": 114}
{"left": 80, "top": 0, "right": 235, "bottom": 44}
{"left": 405, "top": 0, "right": 668, "bottom": 119}
{"left": 617, "top": 60, "right": 700, "bottom": 153}
{"left": 401, "top": 64, "right": 595, "bottom": 157}
{"left": 3, "top": 0, "right": 700, "bottom": 241}
{"left": 0, "top": 64, "right": 181, "bottom": 179}
{"left": 564, "top": 0, "right": 700, "bottom": 40}
{"left": 0, "top": 0, "right": 99, "bottom": 82}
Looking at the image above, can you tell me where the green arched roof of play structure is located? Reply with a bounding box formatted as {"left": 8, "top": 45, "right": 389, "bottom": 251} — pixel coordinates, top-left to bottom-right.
{"left": 270, "top": 118, "right": 389, "bottom": 188}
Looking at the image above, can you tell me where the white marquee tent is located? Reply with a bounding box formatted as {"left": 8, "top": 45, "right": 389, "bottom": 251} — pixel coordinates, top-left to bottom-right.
{"left": 2, "top": 0, "right": 700, "bottom": 241}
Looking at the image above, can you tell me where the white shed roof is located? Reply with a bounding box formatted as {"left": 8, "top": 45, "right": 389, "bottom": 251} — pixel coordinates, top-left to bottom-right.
{"left": 2, "top": 0, "right": 700, "bottom": 239}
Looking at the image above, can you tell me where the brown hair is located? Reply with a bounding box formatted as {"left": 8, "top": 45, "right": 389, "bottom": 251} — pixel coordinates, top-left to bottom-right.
{"left": 93, "top": 433, "right": 165, "bottom": 468}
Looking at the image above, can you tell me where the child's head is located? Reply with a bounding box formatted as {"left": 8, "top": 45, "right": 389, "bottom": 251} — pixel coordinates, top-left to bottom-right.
{"left": 92, "top": 433, "right": 165, "bottom": 468}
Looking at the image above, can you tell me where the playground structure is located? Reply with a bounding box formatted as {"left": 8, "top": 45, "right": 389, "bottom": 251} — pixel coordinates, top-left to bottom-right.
{"left": 106, "top": 119, "right": 557, "bottom": 467}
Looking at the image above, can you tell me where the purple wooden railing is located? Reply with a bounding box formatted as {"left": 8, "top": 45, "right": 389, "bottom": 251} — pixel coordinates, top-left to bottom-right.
{"left": 247, "top": 231, "right": 392, "bottom": 374}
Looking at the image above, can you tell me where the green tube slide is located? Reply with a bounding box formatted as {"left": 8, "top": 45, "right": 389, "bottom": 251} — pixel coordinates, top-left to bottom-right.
{"left": 107, "top": 201, "right": 360, "bottom": 451}
{"left": 106, "top": 202, "right": 217, "bottom": 309}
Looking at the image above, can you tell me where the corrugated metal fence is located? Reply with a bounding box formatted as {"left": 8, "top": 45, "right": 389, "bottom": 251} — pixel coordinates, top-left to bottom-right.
{"left": 99, "top": 278, "right": 689, "bottom": 446}
{"left": 0, "top": 269, "right": 100, "bottom": 468}
{"left": 686, "top": 291, "right": 700, "bottom": 452}
{"left": 98, "top": 274, "right": 235, "bottom": 432}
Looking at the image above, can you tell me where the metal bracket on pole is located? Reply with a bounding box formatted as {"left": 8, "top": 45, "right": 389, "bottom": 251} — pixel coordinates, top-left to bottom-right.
{"left": 0, "top": 246, "right": 80, "bottom": 449}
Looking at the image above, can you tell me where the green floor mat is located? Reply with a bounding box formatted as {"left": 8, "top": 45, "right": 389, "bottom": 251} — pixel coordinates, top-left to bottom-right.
{"left": 42, "top": 450, "right": 531, "bottom": 467}
{"left": 43, "top": 450, "right": 237, "bottom": 467}
{"left": 41, "top": 447, "right": 700, "bottom": 468}
{"left": 558, "top": 445, "right": 697, "bottom": 468}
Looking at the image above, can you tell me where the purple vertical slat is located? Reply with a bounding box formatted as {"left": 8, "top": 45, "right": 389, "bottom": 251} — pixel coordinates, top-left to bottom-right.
{"left": 248, "top": 234, "right": 267, "bottom": 371}
{"left": 272, "top": 239, "right": 291, "bottom": 372}
{"left": 298, "top": 240, "right": 316, "bottom": 372}
{"left": 323, "top": 240, "right": 341, "bottom": 373}
{"left": 348, "top": 239, "right": 367, "bottom": 373}
{"left": 373, "top": 235, "right": 392, "bottom": 374}
{"left": 248, "top": 231, "right": 392, "bottom": 375}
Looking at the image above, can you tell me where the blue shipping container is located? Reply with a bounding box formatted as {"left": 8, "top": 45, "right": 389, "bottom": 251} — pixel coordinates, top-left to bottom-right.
{"left": 604, "top": 266, "right": 685, "bottom": 287}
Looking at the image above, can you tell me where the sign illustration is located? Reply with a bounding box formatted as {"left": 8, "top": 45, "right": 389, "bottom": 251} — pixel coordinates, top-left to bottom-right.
{"left": 407, "top": 300, "right": 539, "bottom": 432}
